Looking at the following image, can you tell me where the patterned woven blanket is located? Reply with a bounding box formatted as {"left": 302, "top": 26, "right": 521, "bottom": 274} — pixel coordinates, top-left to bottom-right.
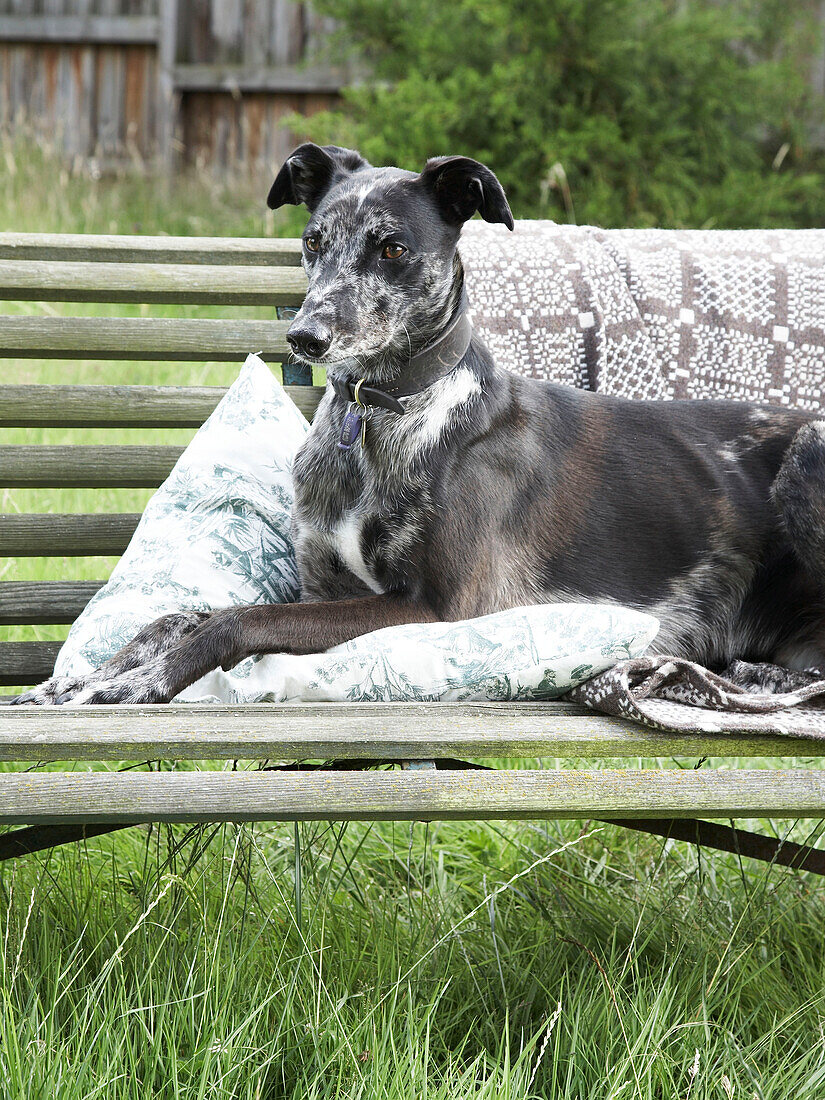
{"left": 461, "top": 221, "right": 825, "bottom": 408}
{"left": 460, "top": 221, "right": 825, "bottom": 738}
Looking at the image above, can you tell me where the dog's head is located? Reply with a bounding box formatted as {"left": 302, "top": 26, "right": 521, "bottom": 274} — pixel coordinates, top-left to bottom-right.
{"left": 268, "top": 143, "right": 513, "bottom": 381}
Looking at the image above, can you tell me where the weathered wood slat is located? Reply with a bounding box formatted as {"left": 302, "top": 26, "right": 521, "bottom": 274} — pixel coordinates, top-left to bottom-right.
{"left": 2, "top": 768, "right": 825, "bottom": 825}
{"left": 0, "top": 702, "right": 821, "bottom": 760}
{"left": 0, "top": 316, "right": 291, "bottom": 360}
{"left": 0, "top": 260, "right": 307, "bottom": 305}
{"left": 172, "top": 63, "right": 346, "bottom": 94}
{"left": 0, "top": 643, "right": 61, "bottom": 687}
{"left": 0, "top": 234, "right": 303, "bottom": 266}
{"left": 0, "top": 15, "right": 159, "bottom": 43}
{"left": 0, "top": 384, "right": 323, "bottom": 426}
{"left": 0, "top": 582, "right": 102, "bottom": 625}
{"left": 0, "top": 513, "right": 141, "bottom": 556}
{"left": 0, "top": 445, "right": 183, "bottom": 488}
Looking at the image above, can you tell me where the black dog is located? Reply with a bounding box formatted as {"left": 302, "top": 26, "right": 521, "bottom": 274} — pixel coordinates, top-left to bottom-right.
{"left": 14, "top": 143, "right": 825, "bottom": 705}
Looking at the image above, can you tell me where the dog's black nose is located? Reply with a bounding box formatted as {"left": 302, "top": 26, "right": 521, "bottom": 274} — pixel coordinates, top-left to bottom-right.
{"left": 286, "top": 323, "right": 332, "bottom": 360}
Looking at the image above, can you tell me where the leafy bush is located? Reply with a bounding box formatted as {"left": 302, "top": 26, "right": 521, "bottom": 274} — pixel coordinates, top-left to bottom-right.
{"left": 301, "top": 0, "right": 825, "bottom": 227}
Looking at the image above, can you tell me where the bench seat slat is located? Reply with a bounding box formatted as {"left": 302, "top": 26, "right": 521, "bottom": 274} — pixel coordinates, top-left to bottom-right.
{"left": 0, "top": 384, "right": 324, "bottom": 426}
{"left": 0, "top": 703, "right": 822, "bottom": 760}
{"left": 0, "top": 445, "right": 183, "bottom": 487}
{"left": 2, "top": 768, "right": 825, "bottom": 824}
{"left": 0, "top": 316, "right": 290, "bottom": 360}
{"left": 0, "top": 642, "right": 61, "bottom": 686}
{"left": 0, "top": 582, "right": 103, "bottom": 625}
{"left": 0, "top": 514, "right": 141, "bottom": 556}
{"left": 0, "top": 260, "right": 307, "bottom": 306}
{"left": 0, "top": 233, "right": 303, "bottom": 266}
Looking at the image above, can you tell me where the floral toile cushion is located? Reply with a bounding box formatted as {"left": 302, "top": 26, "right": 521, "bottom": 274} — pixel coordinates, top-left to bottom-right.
{"left": 53, "top": 353, "right": 309, "bottom": 680}
{"left": 177, "top": 603, "right": 659, "bottom": 704}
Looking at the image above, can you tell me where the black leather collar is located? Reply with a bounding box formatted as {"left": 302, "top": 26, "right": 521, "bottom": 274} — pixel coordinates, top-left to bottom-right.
{"left": 330, "top": 294, "right": 472, "bottom": 415}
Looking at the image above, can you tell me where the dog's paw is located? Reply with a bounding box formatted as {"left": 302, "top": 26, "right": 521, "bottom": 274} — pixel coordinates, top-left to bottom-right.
{"left": 6, "top": 675, "right": 90, "bottom": 706}
{"left": 68, "top": 665, "right": 175, "bottom": 706}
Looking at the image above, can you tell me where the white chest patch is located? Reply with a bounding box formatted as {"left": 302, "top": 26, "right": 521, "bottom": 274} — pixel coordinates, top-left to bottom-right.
{"left": 393, "top": 367, "right": 482, "bottom": 457}
{"left": 333, "top": 513, "right": 384, "bottom": 594}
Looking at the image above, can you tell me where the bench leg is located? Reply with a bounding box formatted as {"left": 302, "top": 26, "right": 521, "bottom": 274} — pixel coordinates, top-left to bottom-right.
{"left": 0, "top": 823, "right": 129, "bottom": 860}
{"left": 1, "top": 814, "right": 824, "bottom": 874}
{"left": 606, "top": 817, "right": 825, "bottom": 875}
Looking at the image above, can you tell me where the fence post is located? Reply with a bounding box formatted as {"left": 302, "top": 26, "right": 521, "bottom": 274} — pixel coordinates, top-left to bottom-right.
{"left": 157, "top": 0, "right": 180, "bottom": 172}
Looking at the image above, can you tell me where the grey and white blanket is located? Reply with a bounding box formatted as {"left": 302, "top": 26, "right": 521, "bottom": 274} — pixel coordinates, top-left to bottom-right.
{"left": 461, "top": 221, "right": 825, "bottom": 738}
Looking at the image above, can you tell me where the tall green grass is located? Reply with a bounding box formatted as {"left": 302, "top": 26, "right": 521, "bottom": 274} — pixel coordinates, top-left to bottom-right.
{"left": 2, "top": 135, "right": 825, "bottom": 1098}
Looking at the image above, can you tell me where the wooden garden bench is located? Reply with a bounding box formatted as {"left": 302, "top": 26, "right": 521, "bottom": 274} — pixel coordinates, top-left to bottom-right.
{"left": 1, "top": 229, "right": 825, "bottom": 870}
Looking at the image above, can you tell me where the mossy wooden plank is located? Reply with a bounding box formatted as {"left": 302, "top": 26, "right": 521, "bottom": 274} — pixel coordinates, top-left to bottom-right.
{"left": 0, "top": 445, "right": 183, "bottom": 487}
{"left": 0, "top": 260, "right": 307, "bottom": 305}
{"left": 0, "top": 384, "right": 323, "bottom": 426}
{"left": 0, "top": 316, "right": 291, "bottom": 360}
{"left": 0, "top": 643, "right": 61, "bottom": 686}
{"left": 0, "top": 233, "right": 303, "bottom": 266}
{"left": 0, "top": 581, "right": 103, "bottom": 625}
{"left": 0, "top": 513, "right": 141, "bottom": 556}
{"left": 0, "top": 702, "right": 822, "bottom": 760}
{"left": 2, "top": 768, "right": 825, "bottom": 825}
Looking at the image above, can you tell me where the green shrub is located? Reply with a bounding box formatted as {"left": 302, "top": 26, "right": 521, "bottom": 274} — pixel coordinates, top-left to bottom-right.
{"left": 301, "top": 0, "right": 825, "bottom": 228}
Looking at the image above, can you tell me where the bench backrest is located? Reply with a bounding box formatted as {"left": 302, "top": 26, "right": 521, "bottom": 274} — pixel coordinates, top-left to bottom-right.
{"left": 0, "top": 233, "right": 317, "bottom": 688}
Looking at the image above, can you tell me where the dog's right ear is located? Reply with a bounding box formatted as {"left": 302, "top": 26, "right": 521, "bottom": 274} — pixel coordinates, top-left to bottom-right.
{"left": 267, "top": 143, "right": 370, "bottom": 211}
{"left": 418, "top": 156, "right": 514, "bottom": 230}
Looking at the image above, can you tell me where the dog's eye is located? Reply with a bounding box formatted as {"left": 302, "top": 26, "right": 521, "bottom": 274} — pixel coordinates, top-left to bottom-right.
{"left": 381, "top": 242, "right": 406, "bottom": 260}
{"left": 304, "top": 235, "right": 320, "bottom": 253}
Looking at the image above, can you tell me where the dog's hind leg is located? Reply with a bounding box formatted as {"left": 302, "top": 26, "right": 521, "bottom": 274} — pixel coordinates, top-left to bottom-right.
{"left": 772, "top": 421, "right": 825, "bottom": 578}
{"left": 769, "top": 420, "right": 825, "bottom": 673}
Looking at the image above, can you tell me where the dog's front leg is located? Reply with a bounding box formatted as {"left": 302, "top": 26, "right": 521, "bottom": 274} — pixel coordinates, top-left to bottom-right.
{"left": 60, "top": 595, "right": 438, "bottom": 705}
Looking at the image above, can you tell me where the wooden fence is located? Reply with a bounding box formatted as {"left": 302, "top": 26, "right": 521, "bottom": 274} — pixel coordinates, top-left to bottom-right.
{"left": 1, "top": 2, "right": 824, "bottom": 176}
{"left": 0, "top": 0, "right": 342, "bottom": 177}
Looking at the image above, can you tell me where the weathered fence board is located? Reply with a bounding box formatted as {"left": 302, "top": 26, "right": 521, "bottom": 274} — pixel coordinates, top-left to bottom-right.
{"left": 0, "top": 15, "right": 159, "bottom": 43}
{"left": 0, "top": 1, "right": 342, "bottom": 172}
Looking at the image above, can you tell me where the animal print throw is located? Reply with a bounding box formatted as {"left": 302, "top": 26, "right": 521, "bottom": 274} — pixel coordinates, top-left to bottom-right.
{"left": 567, "top": 657, "right": 825, "bottom": 740}
{"left": 462, "top": 221, "right": 825, "bottom": 736}
{"left": 461, "top": 222, "right": 825, "bottom": 408}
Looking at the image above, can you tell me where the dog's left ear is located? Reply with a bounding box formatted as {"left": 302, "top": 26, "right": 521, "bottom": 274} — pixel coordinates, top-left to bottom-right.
{"left": 418, "top": 156, "right": 514, "bottom": 230}
{"left": 267, "top": 143, "right": 370, "bottom": 211}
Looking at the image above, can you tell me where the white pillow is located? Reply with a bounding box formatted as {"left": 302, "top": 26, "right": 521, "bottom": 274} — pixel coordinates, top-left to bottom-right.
{"left": 54, "top": 353, "right": 308, "bottom": 679}
{"left": 178, "top": 603, "right": 659, "bottom": 704}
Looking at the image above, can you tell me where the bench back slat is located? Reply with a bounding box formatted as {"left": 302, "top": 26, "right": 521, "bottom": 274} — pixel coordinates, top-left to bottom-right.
{"left": 0, "top": 642, "right": 62, "bottom": 687}
{"left": 0, "top": 315, "right": 291, "bottom": 360}
{"left": 0, "top": 260, "right": 307, "bottom": 306}
{"left": 0, "top": 384, "right": 323, "bottom": 426}
{"left": 0, "top": 445, "right": 185, "bottom": 488}
{"left": 0, "top": 233, "right": 304, "bottom": 265}
{"left": 0, "top": 514, "right": 142, "bottom": 557}
{"left": 0, "top": 582, "right": 103, "bottom": 625}
{"left": 0, "top": 234, "right": 306, "bottom": 687}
